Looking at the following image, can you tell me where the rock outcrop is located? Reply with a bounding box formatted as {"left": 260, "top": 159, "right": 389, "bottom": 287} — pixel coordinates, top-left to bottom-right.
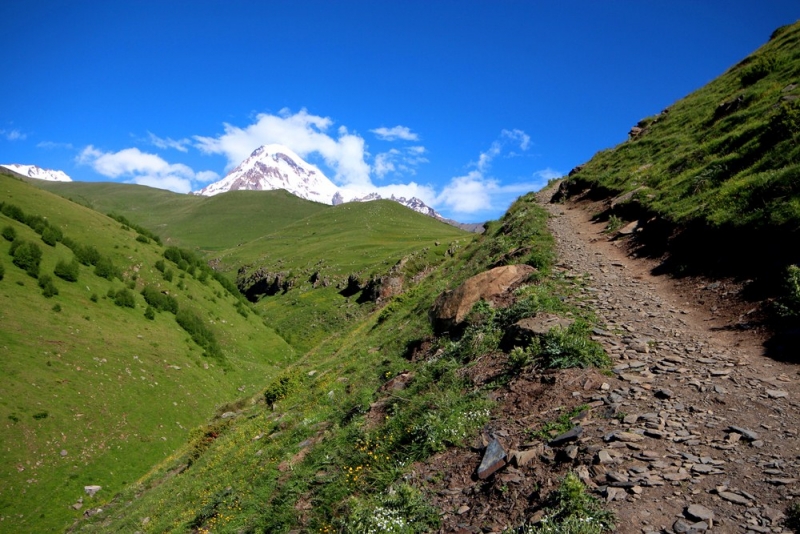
{"left": 430, "top": 264, "right": 536, "bottom": 332}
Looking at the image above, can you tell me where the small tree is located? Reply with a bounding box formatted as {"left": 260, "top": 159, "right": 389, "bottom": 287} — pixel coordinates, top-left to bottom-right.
{"left": 114, "top": 288, "right": 136, "bottom": 308}
{"left": 41, "top": 226, "right": 62, "bottom": 246}
{"left": 11, "top": 240, "right": 43, "bottom": 278}
{"left": 38, "top": 274, "right": 59, "bottom": 298}
{"left": 1, "top": 226, "right": 15, "bottom": 242}
{"left": 54, "top": 258, "right": 80, "bottom": 282}
{"left": 94, "top": 256, "right": 117, "bottom": 280}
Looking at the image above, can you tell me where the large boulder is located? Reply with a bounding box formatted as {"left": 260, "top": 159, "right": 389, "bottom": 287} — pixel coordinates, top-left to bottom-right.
{"left": 430, "top": 264, "right": 536, "bottom": 332}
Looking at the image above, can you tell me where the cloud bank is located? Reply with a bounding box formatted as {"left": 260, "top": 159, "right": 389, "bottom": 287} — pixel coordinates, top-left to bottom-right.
{"left": 77, "top": 109, "right": 557, "bottom": 219}
{"left": 77, "top": 146, "right": 218, "bottom": 193}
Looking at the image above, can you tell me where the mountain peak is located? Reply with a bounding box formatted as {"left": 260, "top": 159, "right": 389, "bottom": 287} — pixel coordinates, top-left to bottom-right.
{"left": 1, "top": 164, "right": 72, "bottom": 182}
{"left": 195, "top": 144, "right": 445, "bottom": 220}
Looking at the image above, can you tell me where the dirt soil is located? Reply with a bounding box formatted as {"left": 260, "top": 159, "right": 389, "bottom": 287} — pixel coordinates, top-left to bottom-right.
{"left": 411, "top": 187, "right": 800, "bottom": 533}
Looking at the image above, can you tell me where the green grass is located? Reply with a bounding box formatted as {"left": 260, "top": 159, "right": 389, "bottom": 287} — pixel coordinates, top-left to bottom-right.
{"left": 0, "top": 174, "right": 295, "bottom": 533}
{"left": 563, "top": 21, "right": 800, "bottom": 231}
{"left": 70, "top": 191, "right": 612, "bottom": 533}
{"left": 30, "top": 180, "right": 329, "bottom": 252}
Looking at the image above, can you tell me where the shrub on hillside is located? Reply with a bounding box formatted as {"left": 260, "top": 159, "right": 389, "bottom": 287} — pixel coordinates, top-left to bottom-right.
{"left": 113, "top": 288, "right": 136, "bottom": 308}
{"left": 163, "top": 268, "right": 174, "bottom": 282}
{"left": 144, "top": 306, "right": 155, "bottom": 320}
{"left": 141, "top": 285, "right": 179, "bottom": 314}
{"left": 176, "top": 308, "right": 221, "bottom": 359}
{"left": 40, "top": 226, "right": 62, "bottom": 246}
{"left": 94, "top": 256, "right": 118, "bottom": 280}
{"left": 775, "top": 264, "right": 800, "bottom": 321}
{"left": 74, "top": 244, "right": 101, "bottom": 266}
{"left": 1, "top": 225, "right": 15, "bottom": 242}
{"left": 10, "top": 240, "right": 42, "bottom": 278}
{"left": 38, "top": 274, "right": 59, "bottom": 298}
{"left": 0, "top": 202, "right": 25, "bottom": 223}
{"left": 54, "top": 258, "right": 80, "bottom": 282}
{"left": 740, "top": 53, "right": 782, "bottom": 86}
{"left": 0, "top": 262, "right": 4, "bottom": 281}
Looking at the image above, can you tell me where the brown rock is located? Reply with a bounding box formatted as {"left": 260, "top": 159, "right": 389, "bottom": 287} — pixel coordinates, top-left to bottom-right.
{"left": 430, "top": 265, "right": 536, "bottom": 331}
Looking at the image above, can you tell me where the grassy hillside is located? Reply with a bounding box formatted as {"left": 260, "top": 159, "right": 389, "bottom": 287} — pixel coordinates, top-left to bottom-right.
{"left": 69, "top": 190, "right": 611, "bottom": 533}
{"left": 32, "top": 180, "right": 329, "bottom": 252}
{"left": 223, "top": 200, "right": 469, "bottom": 352}
{"left": 0, "top": 174, "right": 295, "bottom": 533}
{"left": 558, "top": 21, "right": 800, "bottom": 280}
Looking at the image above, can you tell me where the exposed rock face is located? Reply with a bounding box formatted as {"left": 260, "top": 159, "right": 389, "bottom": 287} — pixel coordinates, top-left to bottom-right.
{"left": 430, "top": 264, "right": 536, "bottom": 332}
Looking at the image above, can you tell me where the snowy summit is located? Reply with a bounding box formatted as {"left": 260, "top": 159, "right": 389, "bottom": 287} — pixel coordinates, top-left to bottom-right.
{"left": 1, "top": 164, "right": 72, "bottom": 182}
{"left": 196, "top": 144, "right": 442, "bottom": 218}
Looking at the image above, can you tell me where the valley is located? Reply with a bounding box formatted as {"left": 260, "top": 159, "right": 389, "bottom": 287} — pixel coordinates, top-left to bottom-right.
{"left": 1, "top": 18, "right": 800, "bottom": 534}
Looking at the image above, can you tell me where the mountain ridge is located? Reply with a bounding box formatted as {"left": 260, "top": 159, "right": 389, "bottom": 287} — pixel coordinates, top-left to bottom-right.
{"left": 0, "top": 163, "right": 72, "bottom": 182}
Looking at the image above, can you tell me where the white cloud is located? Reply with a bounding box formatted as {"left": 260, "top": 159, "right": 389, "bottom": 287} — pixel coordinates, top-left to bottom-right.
{"left": 435, "top": 129, "right": 547, "bottom": 216}
{"left": 194, "top": 108, "right": 373, "bottom": 188}
{"left": 373, "top": 146, "right": 428, "bottom": 178}
{"left": 147, "top": 132, "right": 191, "bottom": 152}
{"left": 533, "top": 167, "right": 562, "bottom": 182}
{"left": 1, "top": 129, "right": 26, "bottom": 141}
{"left": 76, "top": 145, "right": 215, "bottom": 193}
{"left": 370, "top": 125, "right": 419, "bottom": 141}
{"left": 37, "top": 141, "right": 74, "bottom": 150}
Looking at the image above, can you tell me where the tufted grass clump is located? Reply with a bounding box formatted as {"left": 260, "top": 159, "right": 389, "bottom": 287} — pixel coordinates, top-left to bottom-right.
{"left": 522, "top": 472, "right": 614, "bottom": 533}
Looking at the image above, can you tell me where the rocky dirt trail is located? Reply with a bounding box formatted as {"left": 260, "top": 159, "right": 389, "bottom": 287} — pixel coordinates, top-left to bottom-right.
{"left": 542, "top": 188, "right": 800, "bottom": 533}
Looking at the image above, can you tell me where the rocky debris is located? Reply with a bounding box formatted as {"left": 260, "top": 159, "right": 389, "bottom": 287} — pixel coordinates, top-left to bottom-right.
{"left": 430, "top": 264, "right": 536, "bottom": 331}
{"left": 416, "top": 187, "right": 800, "bottom": 533}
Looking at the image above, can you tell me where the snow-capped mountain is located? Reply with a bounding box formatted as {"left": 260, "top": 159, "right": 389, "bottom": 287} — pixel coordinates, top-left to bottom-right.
{"left": 196, "top": 144, "right": 443, "bottom": 219}
{"left": 195, "top": 144, "right": 339, "bottom": 204}
{"left": 1, "top": 164, "right": 72, "bottom": 182}
{"left": 349, "top": 193, "right": 442, "bottom": 218}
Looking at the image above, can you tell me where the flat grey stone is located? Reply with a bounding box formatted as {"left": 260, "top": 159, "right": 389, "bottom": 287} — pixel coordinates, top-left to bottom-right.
{"left": 477, "top": 438, "right": 507, "bottom": 480}
{"left": 549, "top": 425, "right": 583, "bottom": 446}
{"left": 718, "top": 491, "right": 750, "bottom": 505}
{"left": 686, "top": 504, "right": 714, "bottom": 522}
{"left": 727, "top": 426, "right": 758, "bottom": 441}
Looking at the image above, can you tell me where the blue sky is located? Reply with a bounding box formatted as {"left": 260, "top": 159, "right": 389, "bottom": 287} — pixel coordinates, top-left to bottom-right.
{"left": 1, "top": 1, "right": 798, "bottom": 222}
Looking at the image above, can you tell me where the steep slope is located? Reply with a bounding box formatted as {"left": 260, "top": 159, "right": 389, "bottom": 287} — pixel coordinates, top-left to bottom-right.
{"left": 0, "top": 174, "right": 295, "bottom": 533}
{"left": 1, "top": 163, "right": 72, "bottom": 182}
{"left": 556, "top": 21, "right": 800, "bottom": 283}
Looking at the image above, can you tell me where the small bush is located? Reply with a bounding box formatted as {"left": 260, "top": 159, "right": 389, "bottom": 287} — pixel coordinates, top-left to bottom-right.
{"left": 52, "top": 303, "right": 61, "bottom": 312}
{"left": 11, "top": 240, "right": 43, "bottom": 278}
{"left": 90, "top": 293, "right": 99, "bottom": 303}
{"left": 0, "top": 203, "right": 25, "bottom": 223}
{"left": 144, "top": 306, "right": 155, "bottom": 320}
{"left": 75, "top": 244, "right": 101, "bottom": 266}
{"left": 0, "top": 262, "right": 4, "bottom": 281}
{"left": 774, "top": 264, "right": 800, "bottom": 321}
{"left": 54, "top": 258, "right": 80, "bottom": 282}
{"left": 1, "top": 225, "right": 15, "bottom": 242}
{"left": 154, "top": 259, "right": 165, "bottom": 272}
{"left": 163, "top": 268, "right": 174, "bottom": 282}
{"left": 114, "top": 288, "right": 136, "bottom": 308}
{"left": 740, "top": 53, "right": 781, "bottom": 86}
{"left": 263, "top": 370, "right": 303, "bottom": 408}
{"left": 141, "top": 285, "right": 179, "bottom": 314}
{"left": 537, "top": 323, "right": 610, "bottom": 369}
{"left": 135, "top": 234, "right": 150, "bottom": 244}
{"left": 176, "top": 308, "right": 221, "bottom": 360}
{"left": 522, "top": 472, "right": 614, "bottom": 533}
{"left": 94, "top": 256, "right": 117, "bottom": 280}
{"left": 41, "top": 226, "right": 62, "bottom": 247}
{"left": 38, "top": 274, "right": 59, "bottom": 298}
{"left": 32, "top": 411, "right": 49, "bottom": 420}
